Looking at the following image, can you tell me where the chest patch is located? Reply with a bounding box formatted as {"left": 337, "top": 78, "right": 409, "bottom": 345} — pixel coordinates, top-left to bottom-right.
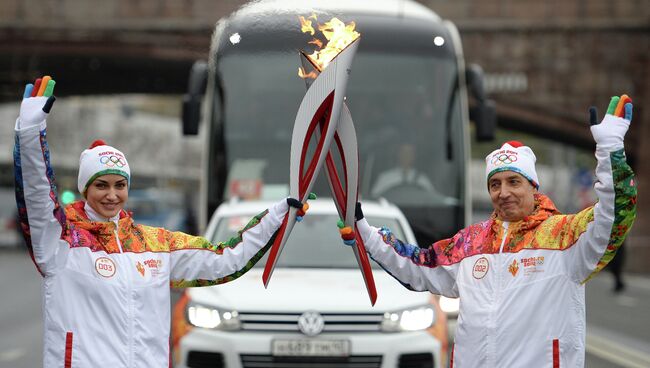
{"left": 509, "top": 259, "right": 519, "bottom": 276}
{"left": 472, "top": 257, "right": 489, "bottom": 279}
{"left": 95, "top": 257, "right": 116, "bottom": 278}
{"left": 136, "top": 258, "right": 163, "bottom": 278}
{"left": 520, "top": 256, "right": 545, "bottom": 275}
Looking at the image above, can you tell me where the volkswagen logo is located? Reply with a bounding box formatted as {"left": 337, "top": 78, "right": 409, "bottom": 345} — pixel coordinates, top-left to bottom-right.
{"left": 297, "top": 311, "right": 324, "bottom": 336}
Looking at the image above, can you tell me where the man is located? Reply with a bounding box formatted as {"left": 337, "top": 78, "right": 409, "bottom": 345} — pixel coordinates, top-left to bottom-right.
{"left": 345, "top": 95, "right": 636, "bottom": 367}
{"left": 371, "top": 143, "right": 436, "bottom": 197}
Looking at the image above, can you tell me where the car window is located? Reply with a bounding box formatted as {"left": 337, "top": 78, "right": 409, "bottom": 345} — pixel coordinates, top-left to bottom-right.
{"left": 211, "top": 214, "right": 407, "bottom": 269}
{"left": 126, "top": 190, "right": 190, "bottom": 232}
{"left": 0, "top": 190, "right": 16, "bottom": 216}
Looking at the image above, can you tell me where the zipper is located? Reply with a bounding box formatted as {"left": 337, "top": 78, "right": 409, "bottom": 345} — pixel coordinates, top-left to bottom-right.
{"left": 114, "top": 229, "right": 124, "bottom": 253}
{"left": 113, "top": 222, "right": 132, "bottom": 365}
{"left": 491, "top": 221, "right": 509, "bottom": 367}
{"left": 113, "top": 220, "right": 123, "bottom": 253}
{"left": 498, "top": 221, "right": 509, "bottom": 253}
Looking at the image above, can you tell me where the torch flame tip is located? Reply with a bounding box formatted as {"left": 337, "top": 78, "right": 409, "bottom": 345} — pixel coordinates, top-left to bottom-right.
{"left": 297, "top": 14, "right": 360, "bottom": 76}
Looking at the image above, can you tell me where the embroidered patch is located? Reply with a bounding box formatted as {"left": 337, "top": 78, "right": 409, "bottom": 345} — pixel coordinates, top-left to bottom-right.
{"left": 95, "top": 257, "right": 116, "bottom": 278}
{"left": 136, "top": 261, "right": 145, "bottom": 276}
{"left": 472, "top": 257, "right": 489, "bottom": 279}
{"left": 521, "top": 256, "right": 545, "bottom": 276}
{"left": 144, "top": 258, "right": 162, "bottom": 277}
{"left": 135, "top": 258, "right": 163, "bottom": 277}
{"left": 508, "top": 259, "right": 519, "bottom": 276}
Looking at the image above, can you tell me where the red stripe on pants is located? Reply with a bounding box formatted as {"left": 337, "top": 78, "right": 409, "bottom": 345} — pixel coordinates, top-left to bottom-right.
{"left": 450, "top": 344, "right": 454, "bottom": 368}
{"left": 65, "top": 332, "right": 73, "bottom": 368}
{"left": 553, "top": 339, "right": 560, "bottom": 368}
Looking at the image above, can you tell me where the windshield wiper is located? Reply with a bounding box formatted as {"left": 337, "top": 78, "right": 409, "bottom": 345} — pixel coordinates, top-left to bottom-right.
{"left": 445, "top": 76, "right": 459, "bottom": 161}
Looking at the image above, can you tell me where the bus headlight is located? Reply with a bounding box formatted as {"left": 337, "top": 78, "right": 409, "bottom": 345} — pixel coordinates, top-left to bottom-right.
{"left": 187, "top": 303, "right": 241, "bottom": 330}
{"left": 381, "top": 305, "right": 436, "bottom": 332}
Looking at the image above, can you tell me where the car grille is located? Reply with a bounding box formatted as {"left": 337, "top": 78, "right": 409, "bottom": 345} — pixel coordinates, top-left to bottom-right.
{"left": 398, "top": 352, "right": 435, "bottom": 368}
{"left": 241, "top": 354, "right": 382, "bottom": 368}
{"left": 187, "top": 351, "right": 225, "bottom": 368}
{"left": 238, "top": 312, "right": 384, "bottom": 332}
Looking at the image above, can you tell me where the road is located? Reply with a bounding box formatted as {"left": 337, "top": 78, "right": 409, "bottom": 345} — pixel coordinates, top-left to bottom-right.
{"left": 1, "top": 248, "right": 649, "bottom": 368}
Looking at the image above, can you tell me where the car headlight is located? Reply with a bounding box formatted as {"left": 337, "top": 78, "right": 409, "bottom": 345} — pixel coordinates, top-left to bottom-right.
{"left": 381, "top": 304, "right": 436, "bottom": 332}
{"left": 439, "top": 296, "right": 460, "bottom": 317}
{"left": 186, "top": 302, "right": 241, "bottom": 330}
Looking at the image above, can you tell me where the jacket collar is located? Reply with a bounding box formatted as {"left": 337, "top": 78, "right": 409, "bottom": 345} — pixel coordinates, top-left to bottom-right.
{"left": 65, "top": 201, "right": 132, "bottom": 235}
{"left": 84, "top": 201, "right": 120, "bottom": 224}
{"left": 491, "top": 193, "right": 561, "bottom": 234}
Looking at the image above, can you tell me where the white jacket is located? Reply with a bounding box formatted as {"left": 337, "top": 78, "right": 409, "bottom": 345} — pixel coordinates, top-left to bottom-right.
{"left": 358, "top": 144, "right": 636, "bottom": 367}
{"left": 14, "top": 119, "right": 288, "bottom": 367}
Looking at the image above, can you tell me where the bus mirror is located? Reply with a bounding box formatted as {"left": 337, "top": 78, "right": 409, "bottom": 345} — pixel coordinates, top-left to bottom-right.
{"left": 182, "top": 96, "right": 201, "bottom": 135}
{"left": 466, "top": 64, "right": 496, "bottom": 142}
{"left": 466, "top": 64, "right": 486, "bottom": 102}
{"left": 472, "top": 100, "right": 496, "bottom": 142}
{"left": 182, "top": 60, "right": 208, "bottom": 136}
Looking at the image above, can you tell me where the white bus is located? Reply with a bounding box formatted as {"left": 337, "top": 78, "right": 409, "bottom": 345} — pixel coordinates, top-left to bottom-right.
{"left": 182, "top": 0, "right": 495, "bottom": 247}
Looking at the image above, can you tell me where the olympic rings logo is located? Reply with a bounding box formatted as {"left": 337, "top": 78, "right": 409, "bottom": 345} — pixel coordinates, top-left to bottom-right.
{"left": 100, "top": 155, "right": 126, "bottom": 168}
{"left": 491, "top": 153, "right": 518, "bottom": 165}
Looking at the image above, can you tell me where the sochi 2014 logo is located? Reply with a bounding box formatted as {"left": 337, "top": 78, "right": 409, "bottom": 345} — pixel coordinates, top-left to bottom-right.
{"left": 508, "top": 259, "right": 519, "bottom": 277}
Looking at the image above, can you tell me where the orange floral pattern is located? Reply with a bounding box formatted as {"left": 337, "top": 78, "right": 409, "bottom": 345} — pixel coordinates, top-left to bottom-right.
{"left": 390, "top": 156, "right": 635, "bottom": 274}
{"left": 62, "top": 201, "right": 214, "bottom": 253}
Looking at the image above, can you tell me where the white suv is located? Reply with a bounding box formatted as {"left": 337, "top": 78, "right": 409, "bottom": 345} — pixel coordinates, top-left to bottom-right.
{"left": 172, "top": 199, "right": 447, "bottom": 368}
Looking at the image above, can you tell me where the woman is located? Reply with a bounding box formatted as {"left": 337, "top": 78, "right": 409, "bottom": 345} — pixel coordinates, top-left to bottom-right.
{"left": 14, "top": 76, "right": 308, "bottom": 367}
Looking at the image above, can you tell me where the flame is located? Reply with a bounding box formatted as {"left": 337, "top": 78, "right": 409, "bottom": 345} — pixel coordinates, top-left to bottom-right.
{"left": 299, "top": 14, "right": 316, "bottom": 35}
{"left": 297, "top": 67, "right": 318, "bottom": 79}
{"left": 308, "top": 38, "right": 323, "bottom": 49}
{"left": 297, "top": 14, "right": 360, "bottom": 78}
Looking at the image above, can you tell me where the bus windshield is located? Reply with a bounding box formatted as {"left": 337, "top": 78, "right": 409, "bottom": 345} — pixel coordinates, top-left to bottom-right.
{"left": 215, "top": 48, "right": 465, "bottom": 242}
{"left": 219, "top": 50, "right": 463, "bottom": 199}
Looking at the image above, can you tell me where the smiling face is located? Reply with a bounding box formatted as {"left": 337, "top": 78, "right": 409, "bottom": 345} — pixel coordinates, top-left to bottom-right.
{"left": 488, "top": 171, "right": 537, "bottom": 222}
{"left": 85, "top": 174, "right": 129, "bottom": 219}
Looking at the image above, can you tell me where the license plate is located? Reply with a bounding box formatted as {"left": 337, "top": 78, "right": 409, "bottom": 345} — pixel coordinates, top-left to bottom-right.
{"left": 272, "top": 339, "right": 350, "bottom": 356}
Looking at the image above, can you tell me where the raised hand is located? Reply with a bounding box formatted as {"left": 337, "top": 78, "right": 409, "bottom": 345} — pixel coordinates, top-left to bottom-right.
{"left": 19, "top": 76, "right": 56, "bottom": 129}
{"left": 589, "top": 94, "right": 633, "bottom": 149}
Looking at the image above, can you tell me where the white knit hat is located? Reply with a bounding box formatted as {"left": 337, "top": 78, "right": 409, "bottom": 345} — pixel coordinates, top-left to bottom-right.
{"left": 77, "top": 140, "right": 130, "bottom": 196}
{"left": 485, "top": 140, "right": 539, "bottom": 189}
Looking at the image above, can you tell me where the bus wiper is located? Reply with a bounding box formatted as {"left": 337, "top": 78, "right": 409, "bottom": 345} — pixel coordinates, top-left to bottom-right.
{"left": 445, "top": 76, "right": 459, "bottom": 160}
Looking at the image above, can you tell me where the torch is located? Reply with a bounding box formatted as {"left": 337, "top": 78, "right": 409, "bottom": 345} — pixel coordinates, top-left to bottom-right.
{"left": 262, "top": 16, "right": 377, "bottom": 305}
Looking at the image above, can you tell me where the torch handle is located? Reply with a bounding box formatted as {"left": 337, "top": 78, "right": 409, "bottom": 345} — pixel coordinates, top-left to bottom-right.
{"left": 262, "top": 207, "right": 297, "bottom": 288}
{"left": 353, "top": 227, "right": 377, "bottom": 305}
{"left": 324, "top": 126, "right": 377, "bottom": 305}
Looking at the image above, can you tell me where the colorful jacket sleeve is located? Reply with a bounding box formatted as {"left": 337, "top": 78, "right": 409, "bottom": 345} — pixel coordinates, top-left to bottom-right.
{"left": 169, "top": 200, "right": 288, "bottom": 287}
{"left": 356, "top": 219, "right": 459, "bottom": 297}
{"left": 564, "top": 145, "right": 637, "bottom": 284}
{"left": 14, "top": 119, "right": 69, "bottom": 277}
